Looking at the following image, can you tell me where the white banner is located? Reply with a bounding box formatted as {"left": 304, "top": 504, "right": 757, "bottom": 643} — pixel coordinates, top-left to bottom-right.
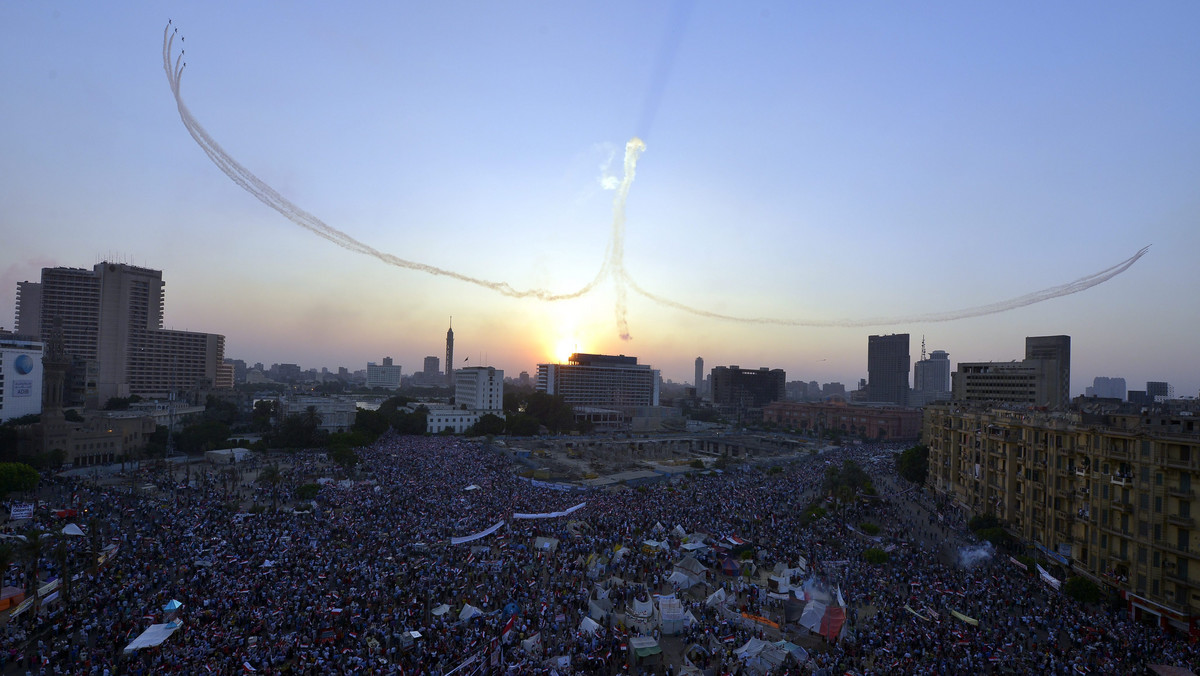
{"left": 451, "top": 520, "right": 505, "bottom": 545}
{"left": 1036, "top": 564, "right": 1062, "bottom": 591}
{"left": 512, "top": 502, "right": 586, "bottom": 520}
{"left": 9, "top": 503, "right": 34, "bottom": 520}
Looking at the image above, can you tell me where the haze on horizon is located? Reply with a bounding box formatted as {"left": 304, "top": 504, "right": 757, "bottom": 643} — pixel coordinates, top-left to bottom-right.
{"left": 2, "top": 2, "right": 1198, "bottom": 397}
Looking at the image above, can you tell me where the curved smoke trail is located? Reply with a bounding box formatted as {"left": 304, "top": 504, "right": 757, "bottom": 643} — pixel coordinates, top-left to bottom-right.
{"left": 163, "top": 24, "right": 1148, "bottom": 334}
{"left": 162, "top": 25, "right": 605, "bottom": 302}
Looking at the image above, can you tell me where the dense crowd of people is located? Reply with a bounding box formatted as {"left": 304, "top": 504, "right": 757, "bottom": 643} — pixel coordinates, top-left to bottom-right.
{"left": 1, "top": 432, "right": 1198, "bottom": 674}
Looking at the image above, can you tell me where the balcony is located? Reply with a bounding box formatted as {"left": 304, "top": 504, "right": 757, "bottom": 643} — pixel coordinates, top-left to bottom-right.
{"left": 1112, "top": 501, "right": 1133, "bottom": 513}
{"left": 1075, "top": 468, "right": 1090, "bottom": 479}
{"left": 1165, "top": 570, "right": 1191, "bottom": 586}
{"left": 1111, "top": 476, "right": 1133, "bottom": 487}
{"left": 1168, "top": 515, "right": 1195, "bottom": 528}
{"left": 1160, "top": 541, "right": 1200, "bottom": 560}
{"left": 1168, "top": 486, "right": 1196, "bottom": 500}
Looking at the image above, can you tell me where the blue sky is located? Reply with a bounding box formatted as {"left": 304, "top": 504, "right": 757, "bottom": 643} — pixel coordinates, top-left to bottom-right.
{"left": 2, "top": 2, "right": 1198, "bottom": 396}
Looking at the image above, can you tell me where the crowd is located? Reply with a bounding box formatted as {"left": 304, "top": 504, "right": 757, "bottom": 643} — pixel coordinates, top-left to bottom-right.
{"left": 0, "top": 433, "right": 1197, "bottom": 674}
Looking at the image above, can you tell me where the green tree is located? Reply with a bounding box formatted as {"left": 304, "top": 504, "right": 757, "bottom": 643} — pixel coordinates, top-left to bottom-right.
{"left": 251, "top": 399, "right": 277, "bottom": 433}
{"left": 392, "top": 407, "right": 428, "bottom": 435}
{"left": 329, "top": 446, "right": 359, "bottom": 474}
{"left": 466, "top": 414, "right": 506, "bottom": 436}
{"left": 897, "top": 444, "right": 930, "bottom": 484}
{"left": 175, "top": 420, "right": 231, "bottom": 455}
{"left": 0, "top": 462, "right": 39, "bottom": 499}
{"left": 295, "top": 483, "right": 321, "bottom": 501}
{"left": 505, "top": 413, "right": 540, "bottom": 436}
{"left": 17, "top": 527, "right": 44, "bottom": 604}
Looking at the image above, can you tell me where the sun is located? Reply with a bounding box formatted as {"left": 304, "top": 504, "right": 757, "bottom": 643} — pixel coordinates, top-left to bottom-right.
{"left": 553, "top": 338, "right": 578, "bottom": 364}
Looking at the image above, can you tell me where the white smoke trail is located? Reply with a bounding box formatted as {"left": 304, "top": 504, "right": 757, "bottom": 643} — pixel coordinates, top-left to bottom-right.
{"left": 162, "top": 24, "right": 1148, "bottom": 335}
{"left": 629, "top": 246, "right": 1150, "bottom": 327}
{"left": 161, "top": 25, "right": 604, "bottom": 303}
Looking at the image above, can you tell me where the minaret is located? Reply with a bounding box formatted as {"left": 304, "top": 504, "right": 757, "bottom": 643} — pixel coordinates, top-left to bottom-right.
{"left": 445, "top": 318, "right": 455, "bottom": 388}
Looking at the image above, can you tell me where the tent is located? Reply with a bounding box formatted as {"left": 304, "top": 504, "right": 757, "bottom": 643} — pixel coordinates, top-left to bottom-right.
{"left": 579, "top": 616, "right": 601, "bottom": 635}
{"left": 659, "top": 597, "right": 686, "bottom": 635}
{"left": 61, "top": 523, "right": 85, "bottom": 537}
{"left": 163, "top": 599, "right": 183, "bottom": 613}
{"left": 799, "top": 601, "right": 827, "bottom": 635}
{"left": 626, "top": 598, "right": 657, "bottom": 633}
{"left": 533, "top": 537, "right": 559, "bottom": 552}
{"left": 431, "top": 604, "right": 451, "bottom": 617}
{"left": 205, "top": 447, "right": 251, "bottom": 464}
{"left": 705, "top": 588, "right": 727, "bottom": 607}
{"left": 629, "top": 636, "right": 662, "bottom": 665}
{"left": 459, "top": 604, "right": 483, "bottom": 621}
{"left": 588, "top": 597, "right": 613, "bottom": 621}
{"left": 819, "top": 606, "right": 846, "bottom": 642}
{"left": 721, "top": 557, "right": 740, "bottom": 576}
{"left": 674, "top": 556, "right": 708, "bottom": 585}
{"left": 521, "top": 633, "right": 542, "bottom": 656}
{"left": 123, "top": 622, "right": 182, "bottom": 653}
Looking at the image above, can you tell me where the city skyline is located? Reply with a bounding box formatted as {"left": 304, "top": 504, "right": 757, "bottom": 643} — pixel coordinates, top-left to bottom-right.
{"left": 3, "top": 3, "right": 1198, "bottom": 397}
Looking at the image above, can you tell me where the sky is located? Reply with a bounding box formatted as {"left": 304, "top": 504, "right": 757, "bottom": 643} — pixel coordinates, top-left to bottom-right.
{"left": 2, "top": 2, "right": 1198, "bottom": 397}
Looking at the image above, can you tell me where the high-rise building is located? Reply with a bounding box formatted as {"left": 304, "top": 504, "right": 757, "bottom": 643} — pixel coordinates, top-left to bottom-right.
{"left": 695, "top": 357, "right": 704, "bottom": 397}
{"left": 1147, "top": 381, "right": 1173, "bottom": 402}
{"left": 366, "top": 357, "right": 402, "bottom": 390}
{"left": 1085, "top": 377, "right": 1127, "bottom": 400}
{"left": 1025, "top": 335, "right": 1071, "bottom": 407}
{"left": 15, "top": 263, "right": 226, "bottom": 405}
{"left": 710, "top": 365, "right": 785, "bottom": 418}
{"left": 913, "top": 349, "right": 952, "bottom": 406}
{"left": 867, "top": 333, "right": 910, "bottom": 406}
{"left": 0, "top": 331, "right": 43, "bottom": 423}
{"left": 536, "top": 353, "right": 659, "bottom": 408}
{"left": 424, "top": 356, "right": 440, "bottom": 377}
{"left": 952, "top": 335, "right": 1071, "bottom": 409}
{"left": 455, "top": 366, "right": 504, "bottom": 414}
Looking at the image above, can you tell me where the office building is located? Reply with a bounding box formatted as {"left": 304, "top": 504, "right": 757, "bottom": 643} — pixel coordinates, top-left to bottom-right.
{"left": 764, "top": 400, "right": 922, "bottom": 440}
{"left": 15, "top": 263, "right": 227, "bottom": 405}
{"left": 912, "top": 348, "right": 952, "bottom": 406}
{"left": 366, "top": 357, "right": 402, "bottom": 390}
{"left": 1086, "top": 377, "right": 1127, "bottom": 401}
{"left": 925, "top": 401, "right": 1200, "bottom": 632}
{"left": 1148, "top": 382, "right": 1174, "bottom": 403}
{"left": 953, "top": 335, "right": 1071, "bottom": 409}
{"left": 536, "top": 353, "right": 659, "bottom": 408}
{"left": 710, "top": 365, "right": 785, "bottom": 418}
{"left": 455, "top": 366, "right": 504, "bottom": 414}
{"left": 0, "top": 331, "right": 43, "bottom": 423}
{"left": 867, "top": 333, "right": 910, "bottom": 406}
{"left": 276, "top": 395, "right": 358, "bottom": 433}
{"left": 695, "top": 357, "right": 704, "bottom": 397}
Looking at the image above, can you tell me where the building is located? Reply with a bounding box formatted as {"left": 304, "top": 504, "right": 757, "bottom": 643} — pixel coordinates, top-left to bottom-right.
{"left": 536, "top": 353, "right": 659, "bottom": 408}
{"left": 0, "top": 331, "right": 43, "bottom": 423}
{"left": 445, "top": 320, "right": 455, "bottom": 388}
{"left": 275, "top": 395, "right": 358, "bottom": 433}
{"left": 867, "top": 333, "right": 910, "bottom": 406}
{"left": 912, "top": 348, "right": 952, "bottom": 406}
{"left": 1086, "top": 377, "right": 1127, "bottom": 401}
{"left": 366, "top": 357, "right": 402, "bottom": 390}
{"left": 764, "top": 400, "right": 922, "bottom": 441}
{"left": 925, "top": 401, "right": 1200, "bottom": 633}
{"left": 695, "top": 357, "right": 704, "bottom": 397}
{"left": 15, "top": 263, "right": 226, "bottom": 406}
{"left": 710, "top": 366, "right": 785, "bottom": 419}
{"left": 953, "top": 335, "right": 1071, "bottom": 409}
{"left": 455, "top": 366, "right": 504, "bottom": 414}
{"left": 424, "top": 356, "right": 440, "bottom": 377}
{"left": 1148, "top": 382, "right": 1174, "bottom": 403}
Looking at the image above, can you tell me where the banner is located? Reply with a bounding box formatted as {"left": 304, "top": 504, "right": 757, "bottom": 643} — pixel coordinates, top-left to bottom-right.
{"left": 512, "top": 503, "right": 586, "bottom": 520}
{"left": 951, "top": 610, "right": 979, "bottom": 626}
{"left": 451, "top": 520, "right": 505, "bottom": 545}
{"left": 1036, "top": 564, "right": 1062, "bottom": 591}
{"left": 9, "top": 503, "right": 34, "bottom": 520}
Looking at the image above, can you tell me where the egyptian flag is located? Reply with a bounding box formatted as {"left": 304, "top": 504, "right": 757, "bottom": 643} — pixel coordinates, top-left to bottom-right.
{"left": 501, "top": 614, "right": 517, "bottom": 642}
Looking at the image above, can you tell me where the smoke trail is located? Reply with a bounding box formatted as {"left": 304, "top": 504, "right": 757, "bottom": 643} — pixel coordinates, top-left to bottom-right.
{"left": 162, "top": 24, "right": 1148, "bottom": 336}
{"left": 628, "top": 246, "right": 1150, "bottom": 328}
{"left": 161, "top": 25, "right": 605, "bottom": 303}
{"left": 608, "top": 138, "right": 646, "bottom": 340}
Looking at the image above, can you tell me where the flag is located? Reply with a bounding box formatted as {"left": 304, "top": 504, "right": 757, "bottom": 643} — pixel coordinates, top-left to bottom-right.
{"left": 501, "top": 614, "right": 516, "bottom": 642}
{"left": 464, "top": 356, "right": 470, "bottom": 362}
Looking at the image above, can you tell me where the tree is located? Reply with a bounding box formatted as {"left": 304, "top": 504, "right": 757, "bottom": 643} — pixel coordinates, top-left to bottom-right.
{"left": 505, "top": 413, "right": 540, "bottom": 436}
{"left": 329, "top": 446, "right": 359, "bottom": 474}
{"left": 897, "top": 444, "right": 930, "bottom": 484}
{"left": 251, "top": 399, "right": 277, "bottom": 433}
{"left": 17, "top": 527, "right": 44, "bottom": 605}
{"left": 0, "top": 462, "right": 39, "bottom": 499}
{"left": 175, "top": 420, "right": 231, "bottom": 455}
{"left": 257, "top": 463, "right": 282, "bottom": 510}
{"left": 1063, "top": 577, "right": 1104, "bottom": 604}
{"left": 466, "top": 414, "right": 506, "bottom": 436}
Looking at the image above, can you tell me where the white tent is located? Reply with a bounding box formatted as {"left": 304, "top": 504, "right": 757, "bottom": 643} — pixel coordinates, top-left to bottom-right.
{"left": 588, "top": 597, "right": 613, "bottom": 621}
{"left": 626, "top": 598, "right": 657, "bottom": 633}
{"left": 459, "top": 604, "right": 483, "bottom": 621}
{"left": 431, "top": 604, "right": 451, "bottom": 617}
{"left": 667, "top": 570, "right": 698, "bottom": 588}
{"left": 579, "top": 616, "right": 601, "bottom": 635}
{"left": 659, "top": 597, "right": 686, "bottom": 635}
{"left": 705, "top": 588, "right": 727, "bottom": 607}
{"left": 521, "top": 632, "right": 542, "bottom": 656}
{"left": 123, "top": 622, "right": 182, "bottom": 653}
{"left": 799, "top": 601, "right": 827, "bottom": 635}
{"left": 61, "top": 523, "right": 85, "bottom": 537}
{"left": 533, "top": 536, "right": 559, "bottom": 552}
{"left": 205, "top": 447, "right": 252, "bottom": 464}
